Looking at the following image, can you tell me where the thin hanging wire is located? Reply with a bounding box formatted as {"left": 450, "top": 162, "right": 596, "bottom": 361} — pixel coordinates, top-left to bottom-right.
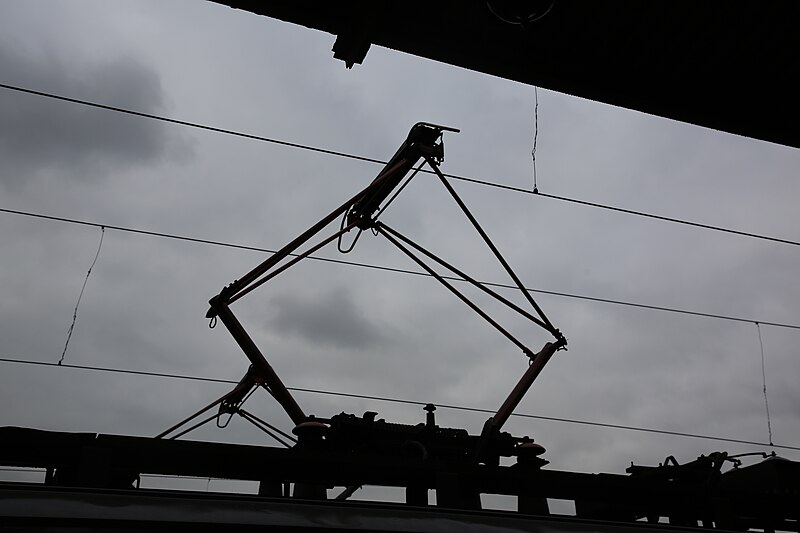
{"left": 5, "top": 82, "right": 800, "bottom": 249}
{"left": 755, "top": 322, "right": 774, "bottom": 445}
{"left": 4, "top": 355, "right": 800, "bottom": 451}
{"left": 58, "top": 226, "right": 105, "bottom": 365}
{"left": 3, "top": 206, "right": 800, "bottom": 330}
{"left": 237, "top": 409, "right": 293, "bottom": 448}
{"left": 532, "top": 86, "right": 539, "bottom": 193}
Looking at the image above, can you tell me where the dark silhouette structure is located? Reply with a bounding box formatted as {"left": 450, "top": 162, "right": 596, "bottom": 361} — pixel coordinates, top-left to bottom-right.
{"left": 2, "top": 125, "right": 798, "bottom": 531}
{"left": 2, "top": 426, "right": 798, "bottom": 530}
{"left": 211, "top": 1, "right": 800, "bottom": 150}
{"left": 158, "top": 122, "right": 565, "bottom": 490}
{"left": 3, "top": 4, "right": 799, "bottom": 529}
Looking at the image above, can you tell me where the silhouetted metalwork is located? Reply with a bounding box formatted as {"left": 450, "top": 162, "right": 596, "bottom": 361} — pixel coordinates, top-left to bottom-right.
{"left": 4, "top": 125, "right": 795, "bottom": 530}
{"left": 1, "top": 426, "right": 798, "bottom": 530}
{"left": 164, "top": 123, "right": 566, "bottom": 481}
{"left": 211, "top": 1, "right": 800, "bottom": 150}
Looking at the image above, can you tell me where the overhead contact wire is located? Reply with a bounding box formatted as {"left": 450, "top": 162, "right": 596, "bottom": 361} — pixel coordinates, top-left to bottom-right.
{"left": 1, "top": 82, "right": 798, "bottom": 248}
{"left": 1, "top": 355, "right": 799, "bottom": 452}
{"left": 2, "top": 206, "right": 800, "bottom": 331}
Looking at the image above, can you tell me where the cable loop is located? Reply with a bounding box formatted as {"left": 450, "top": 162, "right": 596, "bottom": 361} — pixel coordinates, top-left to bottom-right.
{"left": 336, "top": 208, "right": 364, "bottom": 253}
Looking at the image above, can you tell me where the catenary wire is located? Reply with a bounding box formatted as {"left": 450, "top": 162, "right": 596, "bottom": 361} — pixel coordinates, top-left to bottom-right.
{"left": 2, "top": 205, "right": 799, "bottom": 331}
{"left": 1, "top": 82, "right": 799, "bottom": 248}
{"left": 0, "top": 355, "right": 798, "bottom": 452}
{"left": 0, "top": 86, "right": 795, "bottom": 449}
{"left": 1, "top": 86, "right": 794, "bottom": 459}
{"left": 58, "top": 226, "right": 104, "bottom": 366}
{"left": 532, "top": 86, "right": 539, "bottom": 193}
{"left": 756, "top": 323, "right": 774, "bottom": 445}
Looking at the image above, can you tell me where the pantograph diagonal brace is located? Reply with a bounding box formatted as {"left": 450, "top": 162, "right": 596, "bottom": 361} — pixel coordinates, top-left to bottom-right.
{"left": 423, "top": 155, "right": 562, "bottom": 343}
{"left": 183, "top": 122, "right": 566, "bottom": 443}
{"left": 201, "top": 123, "right": 456, "bottom": 426}
{"left": 377, "top": 223, "right": 535, "bottom": 357}
{"left": 156, "top": 367, "right": 258, "bottom": 439}
{"left": 377, "top": 222, "right": 550, "bottom": 332}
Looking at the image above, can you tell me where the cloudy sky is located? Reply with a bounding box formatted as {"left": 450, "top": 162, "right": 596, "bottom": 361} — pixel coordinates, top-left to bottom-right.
{"left": 1, "top": 0, "right": 798, "bottom": 504}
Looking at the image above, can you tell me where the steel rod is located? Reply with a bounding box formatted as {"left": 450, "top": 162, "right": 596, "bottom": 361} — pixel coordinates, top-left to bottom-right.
{"left": 229, "top": 219, "right": 361, "bottom": 304}
{"left": 238, "top": 408, "right": 298, "bottom": 443}
{"left": 492, "top": 341, "right": 562, "bottom": 431}
{"left": 169, "top": 413, "right": 221, "bottom": 440}
{"left": 377, "top": 224, "right": 533, "bottom": 356}
{"left": 378, "top": 223, "right": 549, "bottom": 331}
{"left": 336, "top": 485, "right": 361, "bottom": 501}
{"left": 212, "top": 158, "right": 411, "bottom": 306}
{"left": 155, "top": 387, "right": 239, "bottom": 439}
{"left": 424, "top": 156, "right": 558, "bottom": 337}
{"left": 238, "top": 410, "right": 292, "bottom": 448}
{"left": 373, "top": 163, "right": 424, "bottom": 221}
{"left": 215, "top": 303, "right": 306, "bottom": 425}
{"left": 219, "top": 370, "right": 259, "bottom": 409}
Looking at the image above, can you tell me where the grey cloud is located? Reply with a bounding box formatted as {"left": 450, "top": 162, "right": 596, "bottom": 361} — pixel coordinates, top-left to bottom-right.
{"left": 266, "top": 286, "right": 389, "bottom": 350}
{"left": 0, "top": 44, "right": 191, "bottom": 189}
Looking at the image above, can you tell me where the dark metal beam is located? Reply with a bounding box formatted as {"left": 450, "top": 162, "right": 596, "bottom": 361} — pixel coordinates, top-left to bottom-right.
{"left": 2, "top": 426, "right": 797, "bottom": 527}
{"left": 210, "top": 1, "right": 800, "bottom": 150}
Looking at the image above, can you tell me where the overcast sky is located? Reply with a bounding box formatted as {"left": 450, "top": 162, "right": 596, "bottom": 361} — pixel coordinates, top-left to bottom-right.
{"left": 1, "top": 0, "right": 798, "bottom": 503}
